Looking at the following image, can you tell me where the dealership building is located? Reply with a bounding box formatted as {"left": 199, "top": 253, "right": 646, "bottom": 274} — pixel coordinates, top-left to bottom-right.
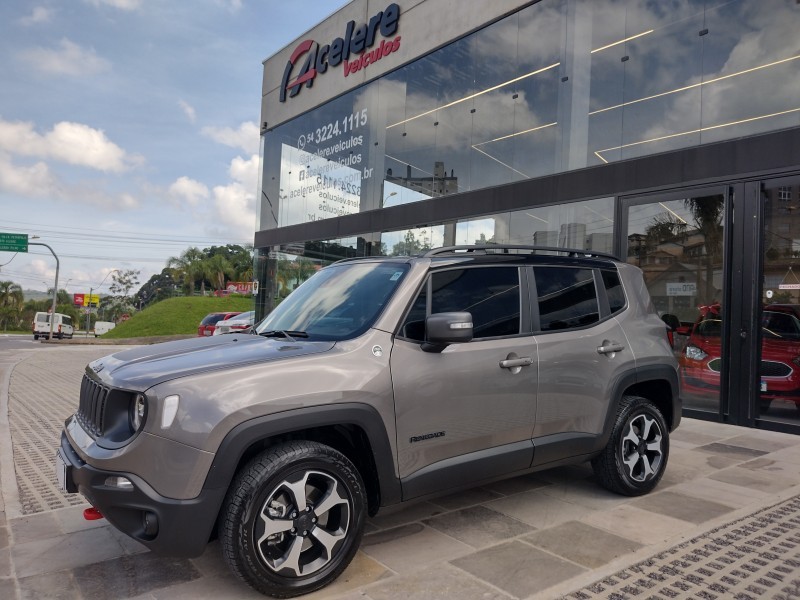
{"left": 255, "top": 0, "right": 800, "bottom": 434}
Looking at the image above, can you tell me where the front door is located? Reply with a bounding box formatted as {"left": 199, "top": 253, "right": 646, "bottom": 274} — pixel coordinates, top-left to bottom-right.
{"left": 391, "top": 265, "right": 537, "bottom": 499}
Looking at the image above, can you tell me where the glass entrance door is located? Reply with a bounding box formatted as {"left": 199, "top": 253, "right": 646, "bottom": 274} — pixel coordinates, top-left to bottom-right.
{"left": 756, "top": 176, "right": 800, "bottom": 427}
{"left": 625, "top": 189, "right": 729, "bottom": 417}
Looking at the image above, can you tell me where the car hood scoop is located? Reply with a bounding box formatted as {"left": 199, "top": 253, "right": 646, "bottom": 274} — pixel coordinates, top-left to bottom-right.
{"left": 88, "top": 335, "right": 335, "bottom": 390}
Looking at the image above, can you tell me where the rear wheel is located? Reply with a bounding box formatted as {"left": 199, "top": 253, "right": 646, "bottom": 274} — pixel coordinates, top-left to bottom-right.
{"left": 592, "top": 395, "right": 669, "bottom": 496}
{"left": 219, "top": 441, "right": 366, "bottom": 598}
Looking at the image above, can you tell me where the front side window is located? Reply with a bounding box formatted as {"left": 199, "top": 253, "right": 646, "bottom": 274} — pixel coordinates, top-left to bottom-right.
{"left": 402, "top": 267, "right": 521, "bottom": 341}
{"left": 256, "top": 262, "right": 409, "bottom": 341}
{"left": 535, "top": 267, "right": 599, "bottom": 331}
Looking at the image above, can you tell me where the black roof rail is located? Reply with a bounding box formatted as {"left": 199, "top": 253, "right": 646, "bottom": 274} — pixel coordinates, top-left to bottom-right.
{"left": 422, "top": 245, "right": 619, "bottom": 261}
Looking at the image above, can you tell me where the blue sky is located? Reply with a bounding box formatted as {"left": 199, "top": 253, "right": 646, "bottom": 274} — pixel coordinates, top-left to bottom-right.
{"left": 0, "top": 0, "right": 347, "bottom": 294}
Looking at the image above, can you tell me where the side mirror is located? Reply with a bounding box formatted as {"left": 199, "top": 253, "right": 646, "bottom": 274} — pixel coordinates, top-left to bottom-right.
{"left": 422, "top": 312, "right": 473, "bottom": 353}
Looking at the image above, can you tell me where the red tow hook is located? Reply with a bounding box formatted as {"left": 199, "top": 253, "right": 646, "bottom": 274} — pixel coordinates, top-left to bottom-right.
{"left": 83, "top": 507, "right": 104, "bottom": 521}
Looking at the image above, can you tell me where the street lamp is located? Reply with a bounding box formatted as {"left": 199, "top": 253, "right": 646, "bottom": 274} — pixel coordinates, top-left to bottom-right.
{"left": 30, "top": 236, "right": 59, "bottom": 340}
{"left": 86, "top": 269, "right": 118, "bottom": 336}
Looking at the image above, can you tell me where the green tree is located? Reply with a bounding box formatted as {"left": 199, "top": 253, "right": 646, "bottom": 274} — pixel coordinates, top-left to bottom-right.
{"left": 167, "top": 247, "right": 205, "bottom": 295}
{"left": 391, "top": 230, "right": 431, "bottom": 256}
{"left": 0, "top": 281, "right": 24, "bottom": 331}
{"left": 203, "top": 254, "right": 235, "bottom": 291}
{"left": 109, "top": 269, "right": 141, "bottom": 302}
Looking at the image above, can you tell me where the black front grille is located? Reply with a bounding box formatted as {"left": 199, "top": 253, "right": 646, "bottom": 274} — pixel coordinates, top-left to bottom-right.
{"left": 77, "top": 374, "right": 108, "bottom": 437}
{"left": 760, "top": 360, "right": 792, "bottom": 378}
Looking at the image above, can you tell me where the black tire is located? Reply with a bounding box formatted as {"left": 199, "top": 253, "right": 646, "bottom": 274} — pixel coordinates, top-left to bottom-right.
{"left": 219, "top": 441, "right": 366, "bottom": 598}
{"left": 592, "top": 395, "right": 669, "bottom": 496}
{"left": 33, "top": 335, "right": 38, "bottom": 341}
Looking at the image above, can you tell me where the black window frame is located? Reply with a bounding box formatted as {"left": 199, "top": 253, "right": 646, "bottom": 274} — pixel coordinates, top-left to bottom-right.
{"left": 529, "top": 265, "right": 613, "bottom": 334}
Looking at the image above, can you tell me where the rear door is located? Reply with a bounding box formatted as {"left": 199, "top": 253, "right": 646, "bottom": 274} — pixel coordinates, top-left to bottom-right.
{"left": 531, "top": 265, "right": 632, "bottom": 462}
{"left": 391, "top": 264, "right": 538, "bottom": 498}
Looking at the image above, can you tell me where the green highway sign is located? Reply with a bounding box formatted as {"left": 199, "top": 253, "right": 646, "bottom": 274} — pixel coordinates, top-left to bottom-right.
{"left": 0, "top": 233, "right": 28, "bottom": 252}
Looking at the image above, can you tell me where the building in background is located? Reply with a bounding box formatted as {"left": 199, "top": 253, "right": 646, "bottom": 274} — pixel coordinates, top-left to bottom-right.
{"left": 255, "top": 0, "right": 800, "bottom": 433}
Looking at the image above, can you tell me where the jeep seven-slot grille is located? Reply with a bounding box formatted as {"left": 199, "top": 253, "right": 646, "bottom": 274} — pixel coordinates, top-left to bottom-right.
{"left": 77, "top": 374, "right": 108, "bottom": 436}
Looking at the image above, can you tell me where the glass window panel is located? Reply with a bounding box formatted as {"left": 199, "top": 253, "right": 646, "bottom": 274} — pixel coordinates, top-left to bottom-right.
{"left": 505, "top": 197, "right": 614, "bottom": 250}
{"left": 626, "top": 194, "right": 726, "bottom": 414}
{"left": 535, "top": 267, "right": 600, "bottom": 331}
{"left": 381, "top": 225, "right": 445, "bottom": 256}
{"left": 431, "top": 267, "right": 521, "bottom": 338}
{"left": 759, "top": 178, "right": 800, "bottom": 425}
{"left": 602, "top": 269, "right": 626, "bottom": 313}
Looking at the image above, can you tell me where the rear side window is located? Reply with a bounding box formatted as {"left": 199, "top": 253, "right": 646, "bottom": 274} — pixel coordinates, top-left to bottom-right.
{"left": 535, "top": 267, "right": 599, "bottom": 331}
{"left": 401, "top": 267, "right": 521, "bottom": 340}
{"left": 602, "top": 269, "right": 626, "bottom": 314}
{"left": 201, "top": 314, "right": 225, "bottom": 326}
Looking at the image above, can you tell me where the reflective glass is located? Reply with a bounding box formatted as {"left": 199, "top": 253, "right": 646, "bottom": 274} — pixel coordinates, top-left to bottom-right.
{"left": 626, "top": 194, "right": 726, "bottom": 414}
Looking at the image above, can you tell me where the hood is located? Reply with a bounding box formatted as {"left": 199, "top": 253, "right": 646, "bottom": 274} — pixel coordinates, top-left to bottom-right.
{"left": 89, "top": 333, "right": 335, "bottom": 391}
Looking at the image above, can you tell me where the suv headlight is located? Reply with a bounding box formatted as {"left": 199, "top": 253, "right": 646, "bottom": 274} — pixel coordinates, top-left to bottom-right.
{"left": 684, "top": 345, "right": 708, "bottom": 361}
{"left": 130, "top": 394, "right": 146, "bottom": 431}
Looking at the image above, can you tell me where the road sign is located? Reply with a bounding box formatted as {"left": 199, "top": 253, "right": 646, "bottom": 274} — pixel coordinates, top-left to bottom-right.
{"left": 0, "top": 233, "right": 28, "bottom": 252}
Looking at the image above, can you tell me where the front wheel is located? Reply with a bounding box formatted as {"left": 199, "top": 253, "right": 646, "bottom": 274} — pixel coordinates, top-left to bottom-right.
{"left": 219, "top": 441, "right": 366, "bottom": 598}
{"left": 592, "top": 395, "right": 669, "bottom": 496}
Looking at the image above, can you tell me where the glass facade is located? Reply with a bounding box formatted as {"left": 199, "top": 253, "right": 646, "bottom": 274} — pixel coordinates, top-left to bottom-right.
{"left": 260, "top": 0, "right": 800, "bottom": 236}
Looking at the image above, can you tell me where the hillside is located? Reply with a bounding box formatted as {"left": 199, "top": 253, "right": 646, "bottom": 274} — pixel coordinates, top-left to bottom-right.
{"left": 102, "top": 295, "right": 254, "bottom": 338}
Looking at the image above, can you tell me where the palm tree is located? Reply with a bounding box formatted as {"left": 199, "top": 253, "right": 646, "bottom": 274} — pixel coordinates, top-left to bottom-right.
{"left": 0, "top": 281, "right": 24, "bottom": 332}
{"left": 203, "top": 254, "right": 235, "bottom": 291}
{"left": 167, "top": 247, "right": 205, "bottom": 295}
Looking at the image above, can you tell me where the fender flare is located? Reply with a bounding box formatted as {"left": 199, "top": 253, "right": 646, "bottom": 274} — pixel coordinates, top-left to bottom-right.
{"left": 201, "top": 402, "right": 402, "bottom": 507}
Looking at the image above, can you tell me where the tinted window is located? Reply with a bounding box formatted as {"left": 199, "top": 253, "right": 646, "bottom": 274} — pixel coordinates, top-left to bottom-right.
{"left": 201, "top": 314, "right": 226, "bottom": 326}
{"left": 431, "top": 267, "right": 520, "bottom": 339}
{"left": 602, "top": 269, "right": 626, "bottom": 314}
{"left": 535, "top": 267, "right": 599, "bottom": 331}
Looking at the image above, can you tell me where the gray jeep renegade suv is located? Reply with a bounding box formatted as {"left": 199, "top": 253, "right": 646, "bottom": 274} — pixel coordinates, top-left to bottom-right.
{"left": 56, "top": 245, "right": 680, "bottom": 597}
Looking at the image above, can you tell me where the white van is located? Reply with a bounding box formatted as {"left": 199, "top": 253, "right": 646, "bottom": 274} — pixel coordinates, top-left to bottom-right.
{"left": 93, "top": 321, "right": 116, "bottom": 337}
{"left": 33, "top": 312, "right": 74, "bottom": 340}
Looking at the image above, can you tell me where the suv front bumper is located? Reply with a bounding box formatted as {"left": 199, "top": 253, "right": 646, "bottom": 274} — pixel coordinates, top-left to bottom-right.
{"left": 57, "top": 431, "right": 226, "bottom": 557}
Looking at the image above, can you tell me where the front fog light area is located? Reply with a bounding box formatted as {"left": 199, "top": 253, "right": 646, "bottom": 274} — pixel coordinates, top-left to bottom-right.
{"left": 105, "top": 476, "right": 134, "bottom": 489}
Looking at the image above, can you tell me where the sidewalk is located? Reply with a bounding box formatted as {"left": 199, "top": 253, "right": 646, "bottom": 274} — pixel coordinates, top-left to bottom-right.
{"left": 1, "top": 345, "right": 800, "bottom": 599}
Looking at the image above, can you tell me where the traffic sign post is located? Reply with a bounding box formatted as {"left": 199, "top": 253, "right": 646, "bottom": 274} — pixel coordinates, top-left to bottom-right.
{"left": 0, "top": 233, "right": 28, "bottom": 252}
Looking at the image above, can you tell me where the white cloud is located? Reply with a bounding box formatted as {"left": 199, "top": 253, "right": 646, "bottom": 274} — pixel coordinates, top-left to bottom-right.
{"left": 0, "top": 118, "right": 140, "bottom": 172}
{"left": 178, "top": 99, "right": 196, "bottom": 123}
{"left": 211, "top": 154, "right": 259, "bottom": 231}
{"left": 84, "top": 0, "right": 143, "bottom": 10}
{"left": 215, "top": 0, "right": 243, "bottom": 12}
{"left": 169, "top": 176, "right": 209, "bottom": 207}
{"left": 201, "top": 121, "right": 260, "bottom": 154}
{"left": 0, "top": 155, "right": 57, "bottom": 197}
{"left": 19, "top": 7, "right": 53, "bottom": 25}
{"left": 20, "top": 38, "right": 110, "bottom": 76}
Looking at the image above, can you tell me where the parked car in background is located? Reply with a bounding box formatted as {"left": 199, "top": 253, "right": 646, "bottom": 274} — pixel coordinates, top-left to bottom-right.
{"left": 680, "top": 304, "right": 800, "bottom": 411}
{"left": 197, "top": 312, "right": 240, "bottom": 337}
{"left": 33, "top": 312, "right": 74, "bottom": 340}
{"left": 213, "top": 311, "right": 255, "bottom": 335}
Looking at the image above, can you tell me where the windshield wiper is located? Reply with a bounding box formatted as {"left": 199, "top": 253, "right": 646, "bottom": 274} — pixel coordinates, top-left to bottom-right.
{"left": 258, "top": 330, "right": 309, "bottom": 341}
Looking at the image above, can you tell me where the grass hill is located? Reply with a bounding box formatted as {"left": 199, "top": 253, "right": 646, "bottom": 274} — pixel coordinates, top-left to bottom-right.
{"left": 102, "top": 295, "right": 254, "bottom": 338}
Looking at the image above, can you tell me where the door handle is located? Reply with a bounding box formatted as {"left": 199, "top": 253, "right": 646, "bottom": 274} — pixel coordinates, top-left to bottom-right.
{"left": 597, "top": 341, "right": 624, "bottom": 355}
{"left": 499, "top": 357, "right": 533, "bottom": 369}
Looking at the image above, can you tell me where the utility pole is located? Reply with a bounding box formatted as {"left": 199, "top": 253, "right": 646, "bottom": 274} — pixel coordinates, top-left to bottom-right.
{"left": 30, "top": 241, "right": 59, "bottom": 340}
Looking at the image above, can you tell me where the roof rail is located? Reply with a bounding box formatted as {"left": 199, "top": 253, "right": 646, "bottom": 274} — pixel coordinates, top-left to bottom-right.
{"left": 422, "top": 245, "right": 619, "bottom": 261}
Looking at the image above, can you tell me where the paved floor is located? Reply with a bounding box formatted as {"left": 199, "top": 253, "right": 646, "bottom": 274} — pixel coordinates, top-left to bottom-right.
{"left": 1, "top": 344, "right": 800, "bottom": 598}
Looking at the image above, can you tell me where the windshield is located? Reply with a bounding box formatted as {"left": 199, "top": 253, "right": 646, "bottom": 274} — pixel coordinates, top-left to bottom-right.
{"left": 256, "top": 262, "right": 409, "bottom": 341}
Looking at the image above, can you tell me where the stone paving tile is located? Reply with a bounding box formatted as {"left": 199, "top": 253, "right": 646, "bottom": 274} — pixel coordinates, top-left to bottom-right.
{"left": 0, "top": 578, "right": 17, "bottom": 599}
{"left": 361, "top": 523, "right": 473, "bottom": 574}
{"left": 487, "top": 488, "right": 597, "bottom": 529}
{"left": 299, "top": 551, "right": 391, "bottom": 600}
{"left": 696, "top": 442, "right": 770, "bottom": 460}
{"left": 669, "top": 477, "right": 776, "bottom": 509}
{"left": 524, "top": 521, "right": 643, "bottom": 569}
{"left": 481, "top": 473, "right": 552, "bottom": 497}
{"left": 452, "top": 540, "right": 587, "bottom": 598}
{"left": 0, "top": 547, "right": 10, "bottom": 577}
{"left": 364, "top": 563, "right": 512, "bottom": 600}
{"left": 72, "top": 553, "right": 201, "bottom": 600}
{"left": 12, "top": 526, "right": 131, "bottom": 579}
{"left": 725, "top": 433, "right": 800, "bottom": 453}
{"left": 741, "top": 456, "right": 800, "bottom": 478}
{"left": 710, "top": 466, "right": 798, "bottom": 494}
{"left": 631, "top": 489, "right": 736, "bottom": 524}
{"left": 428, "top": 487, "right": 503, "bottom": 511}
{"left": 423, "top": 505, "right": 534, "bottom": 549}
{"left": 537, "top": 478, "right": 632, "bottom": 511}
{"left": 668, "top": 447, "right": 742, "bottom": 473}
{"left": 560, "top": 495, "right": 800, "bottom": 600}
{"left": 366, "top": 500, "right": 444, "bottom": 531}
{"left": 582, "top": 505, "right": 694, "bottom": 546}
{"left": 18, "top": 570, "right": 81, "bottom": 600}
{"left": 10, "top": 512, "right": 60, "bottom": 545}
{"left": 670, "top": 428, "right": 728, "bottom": 446}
